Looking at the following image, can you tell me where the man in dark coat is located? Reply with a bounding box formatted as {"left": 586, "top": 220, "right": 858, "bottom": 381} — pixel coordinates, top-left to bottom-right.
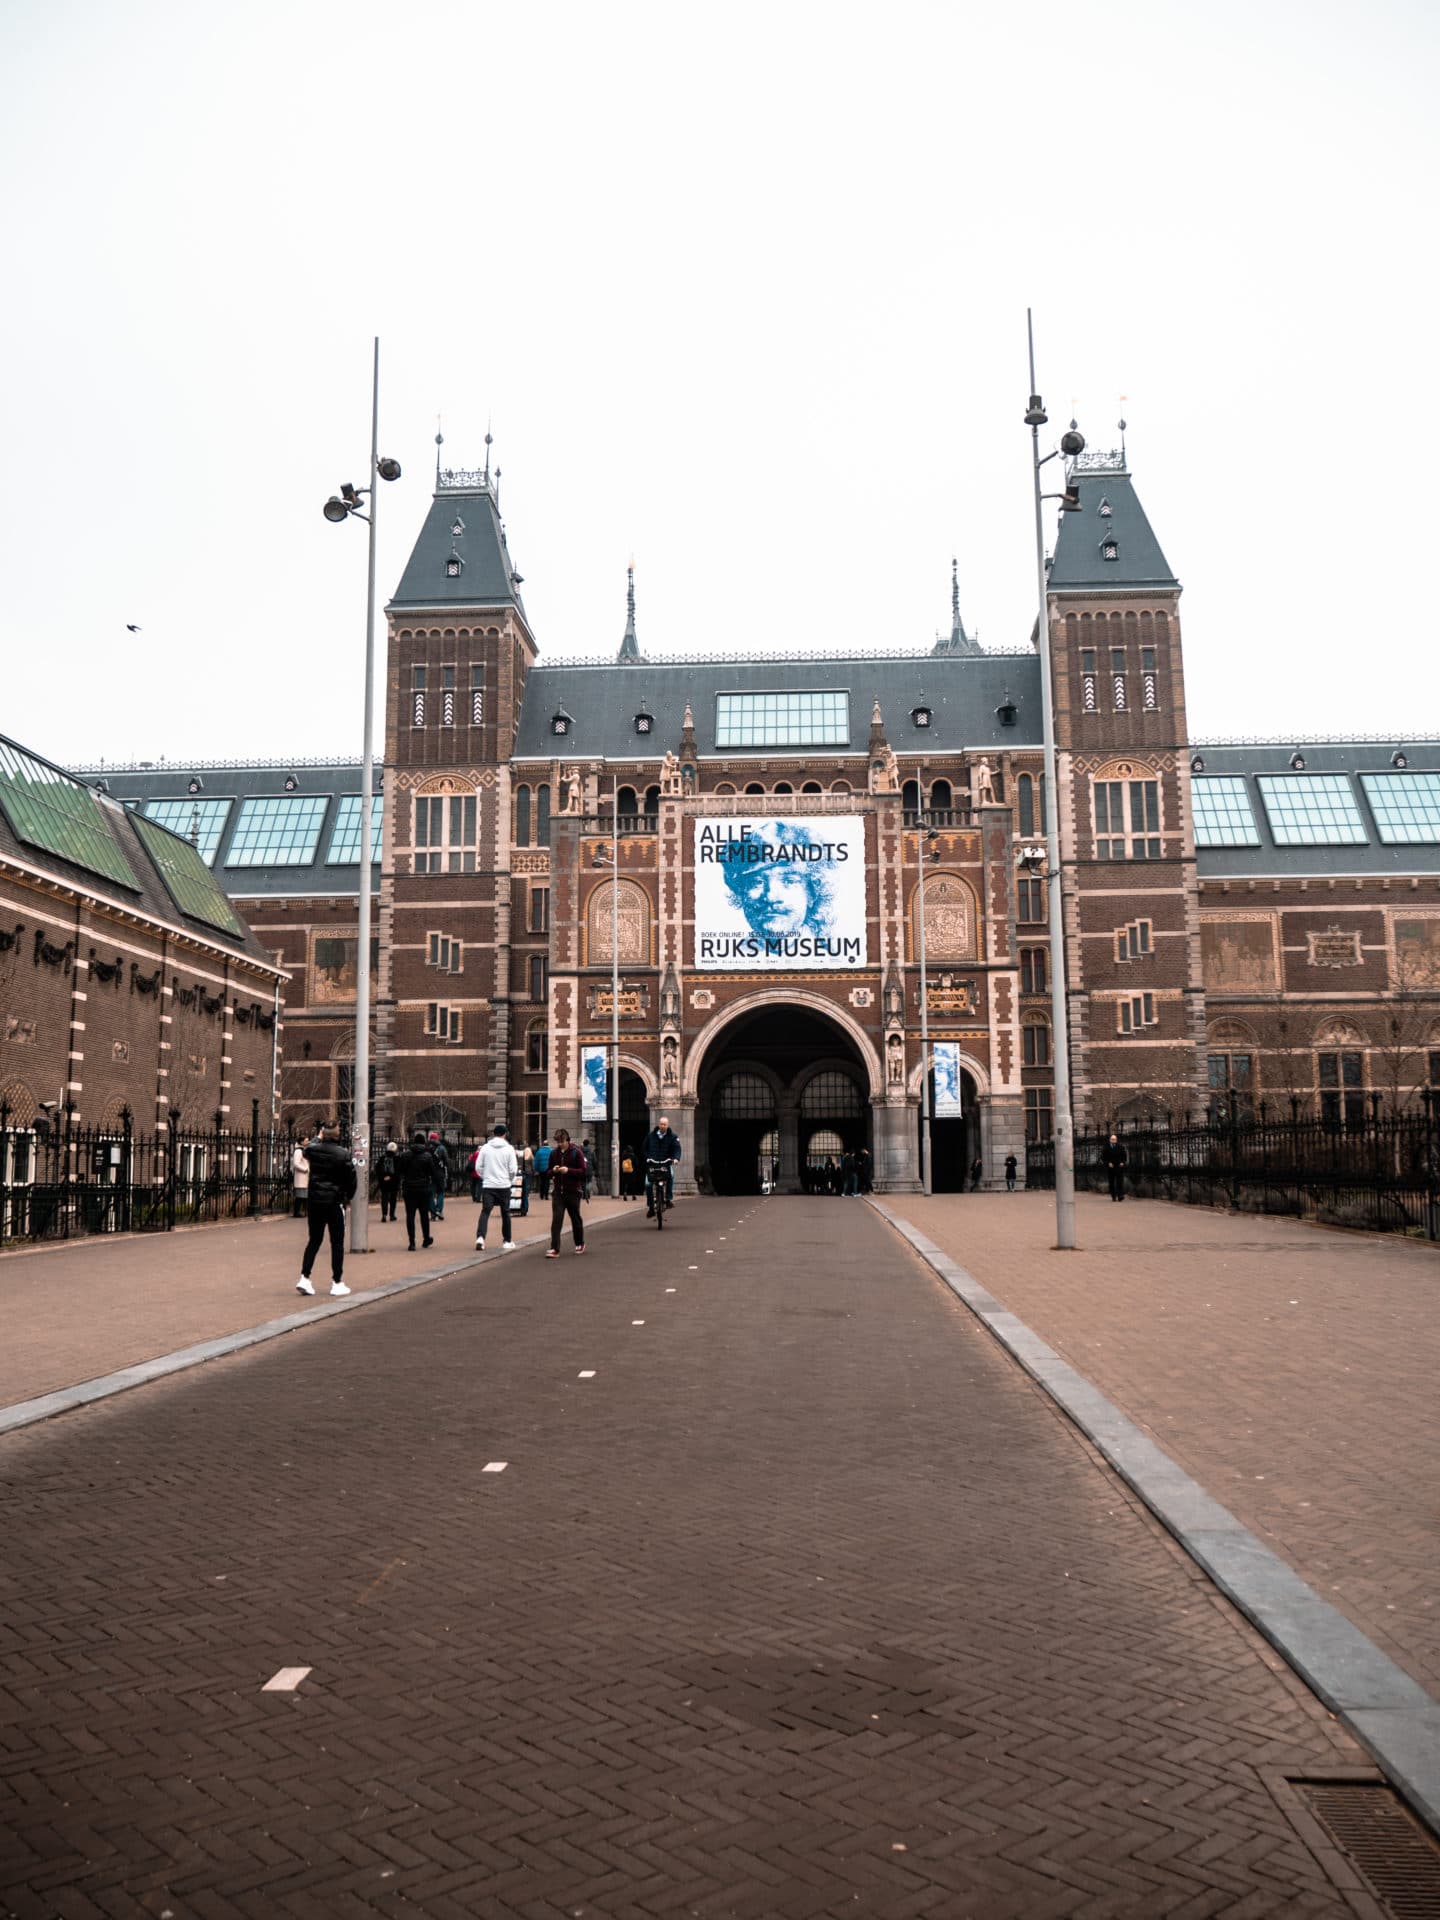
{"left": 1103, "top": 1132, "right": 1128, "bottom": 1202}
{"left": 296, "top": 1121, "right": 357, "bottom": 1298}
{"left": 546, "top": 1128, "right": 588, "bottom": 1256}
{"left": 398, "top": 1130, "right": 441, "bottom": 1249}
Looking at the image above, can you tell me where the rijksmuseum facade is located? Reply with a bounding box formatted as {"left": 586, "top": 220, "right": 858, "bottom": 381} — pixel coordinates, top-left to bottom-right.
{"left": 83, "top": 447, "right": 1440, "bottom": 1192}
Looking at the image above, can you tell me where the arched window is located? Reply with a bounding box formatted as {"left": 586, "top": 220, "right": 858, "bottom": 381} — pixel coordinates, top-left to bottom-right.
{"left": 799, "top": 1071, "right": 862, "bottom": 1118}
{"left": 536, "top": 782, "right": 551, "bottom": 846}
{"left": 617, "top": 785, "right": 637, "bottom": 817}
{"left": 745, "top": 782, "right": 765, "bottom": 795}
{"left": 805, "top": 1128, "right": 845, "bottom": 1165}
{"left": 902, "top": 779, "right": 920, "bottom": 817}
{"left": 714, "top": 782, "right": 736, "bottom": 794}
{"left": 802, "top": 781, "right": 822, "bottom": 794}
{"left": 1018, "top": 773, "right": 1035, "bottom": 837}
{"left": 644, "top": 785, "right": 660, "bottom": 817}
{"left": 830, "top": 780, "right": 851, "bottom": 794}
{"left": 931, "top": 778, "right": 952, "bottom": 810}
{"left": 716, "top": 1072, "right": 775, "bottom": 1118}
{"left": 1022, "top": 1017, "right": 1050, "bottom": 1067}
{"left": 515, "top": 784, "right": 531, "bottom": 847}
{"left": 773, "top": 782, "right": 793, "bottom": 795}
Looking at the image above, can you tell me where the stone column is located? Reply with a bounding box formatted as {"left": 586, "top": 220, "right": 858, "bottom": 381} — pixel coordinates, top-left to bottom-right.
{"left": 777, "top": 1089, "right": 802, "bottom": 1192}
{"left": 873, "top": 1097, "right": 920, "bottom": 1192}
{"left": 673, "top": 1095, "right": 698, "bottom": 1194}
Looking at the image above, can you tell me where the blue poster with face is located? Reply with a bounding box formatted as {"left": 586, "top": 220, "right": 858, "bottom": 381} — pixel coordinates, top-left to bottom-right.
{"left": 692, "top": 816, "right": 868, "bottom": 970}
{"left": 932, "top": 1042, "right": 963, "bottom": 1116}
{"left": 581, "top": 1045, "right": 608, "bottom": 1121}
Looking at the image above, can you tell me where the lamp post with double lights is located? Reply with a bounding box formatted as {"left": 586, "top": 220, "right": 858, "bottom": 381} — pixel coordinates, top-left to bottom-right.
{"left": 322, "top": 336, "right": 402, "bottom": 1253}
{"left": 915, "top": 817, "right": 940, "bottom": 1196}
{"left": 592, "top": 775, "right": 622, "bottom": 1198}
{"left": 1023, "top": 309, "right": 1083, "bottom": 1250}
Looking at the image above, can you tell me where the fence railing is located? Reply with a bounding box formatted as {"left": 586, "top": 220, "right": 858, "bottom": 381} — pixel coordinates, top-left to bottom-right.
{"left": 1026, "top": 1097, "right": 1440, "bottom": 1240}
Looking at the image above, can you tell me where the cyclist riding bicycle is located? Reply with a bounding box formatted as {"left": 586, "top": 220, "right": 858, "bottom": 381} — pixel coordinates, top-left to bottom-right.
{"left": 643, "top": 1115, "right": 683, "bottom": 1216}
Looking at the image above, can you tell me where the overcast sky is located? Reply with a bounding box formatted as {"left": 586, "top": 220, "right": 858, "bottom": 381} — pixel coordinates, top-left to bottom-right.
{"left": 3, "top": 0, "right": 1435, "bottom": 769}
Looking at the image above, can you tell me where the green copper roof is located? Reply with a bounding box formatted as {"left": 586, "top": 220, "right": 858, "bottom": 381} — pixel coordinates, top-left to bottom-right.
{"left": 1047, "top": 465, "right": 1178, "bottom": 593}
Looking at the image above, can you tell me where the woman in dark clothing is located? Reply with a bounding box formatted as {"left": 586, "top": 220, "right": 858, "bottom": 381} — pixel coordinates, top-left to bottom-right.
{"left": 397, "top": 1131, "right": 440, "bottom": 1249}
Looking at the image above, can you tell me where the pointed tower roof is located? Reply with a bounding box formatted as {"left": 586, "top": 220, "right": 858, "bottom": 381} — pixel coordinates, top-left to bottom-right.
{"left": 933, "top": 558, "right": 981, "bottom": 655}
{"left": 388, "top": 452, "right": 529, "bottom": 617}
{"left": 617, "top": 564, "right": 640, "bottom": 663}
{"left": 1047, "top": 458, "right": 1178, "bottom": 594}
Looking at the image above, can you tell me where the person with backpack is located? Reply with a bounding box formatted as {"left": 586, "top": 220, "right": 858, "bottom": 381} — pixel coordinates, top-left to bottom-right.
{"left": 532, "top": 1139, "right": 552, "bottom": 1202}
{"left": 295, "top": 1120, "right": 357, "bottom": 1298}
{"left": 376, "top": 1139, "right": 400, "bottom": 1222}
{"left": 398, "top": 1131, "right": 440, "bottom": 1250}
{"left": 546, "top": 1128, "right": 587, "bottom": 1257}
{"left": 428, "top": 1132, "right": 449, "bottom": 1219}
{"left": 473, "top": 1121, "right": 520, "bottom": 1254}
{"left": 620, "top": 1145, "right": 638, "bottom": 1199}
{"left": 467, "top": 1141, "right": 484, "bottom": 1202}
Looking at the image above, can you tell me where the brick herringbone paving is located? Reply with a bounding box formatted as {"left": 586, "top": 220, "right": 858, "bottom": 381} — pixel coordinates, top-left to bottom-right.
{"left": 0, "top": 1198, "right": 1376, "bottom": 1916}
{"left": 886, "top": 1190, "right": 1440, "bottom": 1703}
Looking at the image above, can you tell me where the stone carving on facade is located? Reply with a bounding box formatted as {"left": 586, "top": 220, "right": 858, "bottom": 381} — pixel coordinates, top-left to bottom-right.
{"left": 886, "top": 1032, "right": 905, "bottom": 1086}
{"left": 659, "top": 965, "right": 682, "bottom": 1030}
{"left": 662, "top": 1035, "right": 679, "bottom": 1087}
{"left": 560, "top": 766, "right": 583, "bottom": 814}
{"left": 882, "top": 964, "right": 905, "bottom": 1029}
{"left": 659, "top": 750, "right": 683, "bottom": 797}
{"left": 972, "top": 757, "right": 997, "bottom": 806}
{"left": 869, "top": 742, "right": 900, "bottom": 794}
{"left": 1307, "top": 925, "right": 1363, "bottom": 970}
{"left": 848, "top": 986, "right": 874, "bottom": 1009}
{"left": 690, "top": 989, "right": 715, "bottom": 1010}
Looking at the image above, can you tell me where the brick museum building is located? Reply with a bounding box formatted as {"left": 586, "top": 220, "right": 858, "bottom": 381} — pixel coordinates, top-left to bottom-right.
{"left": 80, "top": 443, "right": 1440, "bottom": 1192}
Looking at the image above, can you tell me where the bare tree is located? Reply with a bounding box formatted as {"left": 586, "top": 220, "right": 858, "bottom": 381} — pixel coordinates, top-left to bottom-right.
{"left": 1373, "top": 930, "right": 1440, "bottom": 1112}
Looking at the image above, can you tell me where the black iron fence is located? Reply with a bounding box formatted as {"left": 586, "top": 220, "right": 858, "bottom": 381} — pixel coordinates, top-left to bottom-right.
{"left": 0, "top": 1102, "right": 302, "bottom": 1246}
{"left": 1026, "top": 1096, "right": 1440, "bottom": 1240}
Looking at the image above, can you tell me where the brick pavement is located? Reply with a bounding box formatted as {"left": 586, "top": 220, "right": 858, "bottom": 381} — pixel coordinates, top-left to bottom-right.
{"left": 0, "top": 1196, "right": 1388, "bottom": 1916}
{"left": 0, "top": 1194, "right": 627, "bottom": 1411}
{"left": 881, "top": 1191, "right": 1440, "bottom": 1704}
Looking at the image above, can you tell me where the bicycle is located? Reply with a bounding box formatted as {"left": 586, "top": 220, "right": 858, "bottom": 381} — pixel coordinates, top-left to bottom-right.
{"left": 646, "top": 1159, "right": 672, "bottom": 1229}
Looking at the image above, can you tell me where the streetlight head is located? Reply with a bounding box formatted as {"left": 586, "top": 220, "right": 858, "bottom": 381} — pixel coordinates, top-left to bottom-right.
{"left": 376, "top": 456, "right": 402, "bottom": 482}
{"left": 323, "top": 496, "right": 350, "bottom": 523}
{"left": 1059, "top": 425, "right": 1085, "bottom": 456}
{"left": 1023, "top": 395, "right": 1047, "bottom": 427}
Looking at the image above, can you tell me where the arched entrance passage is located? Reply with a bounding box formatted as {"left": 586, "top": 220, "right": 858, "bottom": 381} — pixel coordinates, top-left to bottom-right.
{"left": 922, "top": 1066, "right": 981, "bottom": 1192}
{"left": 695, "top": 1002, "right": 873, "bottom": 1195}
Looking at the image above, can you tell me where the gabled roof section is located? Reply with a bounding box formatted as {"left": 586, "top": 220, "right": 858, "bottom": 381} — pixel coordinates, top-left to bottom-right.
{"left": 1048, "top": 461, "right": 1178, "bottom": 594}
{"left": 388, "top": 468, "right": 528, "bottom": 616}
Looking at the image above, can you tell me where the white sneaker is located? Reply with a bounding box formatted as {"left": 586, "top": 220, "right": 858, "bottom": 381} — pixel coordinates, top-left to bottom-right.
{"left": 502, "top": 1241, "right": 516, "bottom": 1252}
{"left": 296, "top": 1276, "right": 315, "bottom": 1295}
{"left": 475, "top": 1240, "right": 486, "bottom": 1253}
{"left": 330, "top": 1281, "right": 351, "bottom": 1297}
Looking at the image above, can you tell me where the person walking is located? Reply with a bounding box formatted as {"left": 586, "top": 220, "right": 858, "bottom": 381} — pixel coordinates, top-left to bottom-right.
{"left": 969, "top": 1153, "right": 984, "bottom": 1192}
{"left": 547, "top": 1127, "right": 587, "bottom": 1257}
{"left": 1104, "top": 1132, "right": 1128, "bottom": 1202}
{"left": 290, "top": 1137, "right": 310, "bottom": 1218}
{"left": 533, "top": 1139, "right": 552, "bottom": 1203}
{"left": 580, "top": 1137, "right": 596, "bottom": 1201}
{"left": 377, "top": 1139, "right": 400, "bottom": 1222}
{"left": 619, "top": 1145, "right": 637, "bottom": 1199}
{"left": 1004, "top": 1151, "right": 1018, "bottom": 1192}
{"left": 473, "top": 1121, "right": 520, "bottom": 1253}
{"left": 517, "top": 1139, "right": 533, "bottom": 1217}
{"left": 295, "top": 1121, "right": 356, "bottom": 1297}
{"left": 643, "top": 1114, "right": 683, "bottom": 1216}
{"left": 398, "top": 1130, "right": 440, "bottom": 1250}
{"left": 428, "top": 1132, "right": 449, "bottom": 1219}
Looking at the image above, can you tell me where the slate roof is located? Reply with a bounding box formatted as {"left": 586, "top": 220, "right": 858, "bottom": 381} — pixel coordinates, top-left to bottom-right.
{"left": 1048, "top": 463, "right": 1179, "bottom": 594}
{"left": 1190, "top": 739, "right": 1440, "bottom": 879}
{"left": 388, "top": 475, "right": 529, "bottom": 618}
{"left": 68, "top": 761, "right": 379, "bottom": 900}
{"left": 0, "top": 739, "right": 283, "bottom": 967}
{"left": 512, "top": 652, "right": 1045, "bottom": 761}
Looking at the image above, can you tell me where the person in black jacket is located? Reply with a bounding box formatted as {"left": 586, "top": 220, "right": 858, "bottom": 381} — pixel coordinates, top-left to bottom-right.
{"left": 296, "top": 1122, "right": 358, "bottom": 1297}
{"left": 1103, "top": 1132, "right": 1128, "bottom": 1202}
{"left": 398, "top": 1130, "right": 440, "bottom": 1250}
{"left": 376, "top": 1140, "right": 400, "bottom": 1222}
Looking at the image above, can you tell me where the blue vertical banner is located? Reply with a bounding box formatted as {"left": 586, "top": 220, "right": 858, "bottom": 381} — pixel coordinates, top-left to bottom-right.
{"left": 581, "top": 1045, "right": 609, "bottom": 1122}
{"left": 932, "top": 1042, "right": 963, "bottom": 1116}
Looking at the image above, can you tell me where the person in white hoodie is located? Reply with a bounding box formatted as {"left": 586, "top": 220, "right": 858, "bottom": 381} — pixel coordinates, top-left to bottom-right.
{"left": 474, "top": 1121, "right": 520, "bottom": 1253}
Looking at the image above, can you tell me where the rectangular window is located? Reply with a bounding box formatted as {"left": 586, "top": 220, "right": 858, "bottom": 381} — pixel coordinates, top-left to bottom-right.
{"left": 1079, "top": 649, "right": 1097, "bottom": 713}
{"left": 325, "top": 793, "right": 384, "bottom": 865}
{"left": 427, "top": 931, "right": 462, "bottom": 974}
{"left": 1116, "top": 991, "right": 1157, "bottom": 1035}
{"left": 529, "top": 953, "right": 548, "bottom": 1002}
{"left": 442, "top": 665, "right": 455, "bottom": 690}
{"left": 715, "top": 689, "right": 848, "bottom": 748}
{"left": 529, "top": 884, "right": 549, "bottom": 933}
{"left": 412, "top": 665, "right": 426, "bottom": 728}
{"left": 1024, "top": 1087, "right": 1053, "bottom": 1142}
{"left": 225, "top": 794, "right": 328, "bottom": 867}
{"left": 471, "top": 664, "right": 484, "bottom": 727}
{"left": 1111, "top": 648, "right": 1127, "bottom": 711}
{"left": 1358, "top": 771, "right": 1440, "bottom": 844}
{"left": 1020, "top": 946, "right": 1047, "bottom": 994}
{"left": 1022, "top": 1021, "right": 1050, "bottom": 1066}
{"left": 1257, "top": 773, "right": 1367, "bottom": 846}
{"left": 525, "top": 1092, "right": 548, "bottom": 1145}
{"left": 1191, "top": 776, "right": 1261, "bottom": 848}
{"left": 1318, "top": 1050, "right": 1364, "bottom": 1127}
{"left": 526, "top": 1026, "right": 549, "bottom": 1072}
{"left": 425, "top": 1002, "right": 462, "bottom": 1043}
{"left": 1207, "top": 1051, "right": 1254, "bottom": 1119}
{"left": 1017, "top": 877, "right": 1045, "bottom": 922}
{"left": 413, "top": 794, "right": 477, "bottom": 874}
{"left": 1095, "top": 778, "right": 1161, "bottom": 859}
{"left": 143, "top": 797, "right": 233, "bottom": 864}
{"left": 1115, "top": 918, "right": 1152, "bottom": 962}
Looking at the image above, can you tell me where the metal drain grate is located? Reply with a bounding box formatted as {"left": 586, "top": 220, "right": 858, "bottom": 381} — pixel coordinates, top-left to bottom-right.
{"left": 1292, "top": 1781, "right": 1440, "bottom": 1918}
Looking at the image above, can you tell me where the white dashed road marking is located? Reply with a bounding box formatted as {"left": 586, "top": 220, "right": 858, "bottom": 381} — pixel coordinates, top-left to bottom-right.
{"left": 262, "top": 1667, "right": 311, "bottom": 1692}
{"left": 632, "top": 1320, "right": 645, "bottom": 1326}
{"left": 578, "top": 1370, "right": 596, "bottom": 1379}
{"left": 483, "top": 1461, "right": 508, "bottom": 1473}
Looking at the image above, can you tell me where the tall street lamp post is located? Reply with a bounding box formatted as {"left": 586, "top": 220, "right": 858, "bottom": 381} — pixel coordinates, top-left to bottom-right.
{"left": 592, "top": 775, "right": 622, "bottom": 1199}
{"left": 1024, "top": 310, "right": 1082, "bottom": 1250}
{"left": 915, "top": 817, "right": 939, "bottom": 1197}
{"left": 323, "top": 337, "right": 402, "bottom": 1254}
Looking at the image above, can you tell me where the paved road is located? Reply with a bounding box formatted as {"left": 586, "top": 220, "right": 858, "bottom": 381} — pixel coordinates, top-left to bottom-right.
{"left": 887, "top": 1191, "right": 1440, "bottom": 1700}
{"left": 1, "top": 1198, "right": 1374, "bottom": 1916}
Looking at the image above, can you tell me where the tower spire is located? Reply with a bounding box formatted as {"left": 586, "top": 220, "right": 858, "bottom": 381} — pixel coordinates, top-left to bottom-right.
{"left": 934, "top": 557, "right": 980, "bottom": 655}
{"left": 617, "top": 562, "right": 640, "bottom": 662}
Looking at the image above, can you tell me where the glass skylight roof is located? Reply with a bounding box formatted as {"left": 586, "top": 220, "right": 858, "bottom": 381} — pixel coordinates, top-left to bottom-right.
{"left": 715, "top": 690, "right": 849, "bottom": 748}
{"left": 1190, "top": 776, "right": 1260, "bottom": 847}
{"left": 0, "top": 737, "right": 140, "bottom": 890}
{"left": 1359, "top": 771, "right": 1440, "bottom": 844}
{"left": 132, "top": 814, "right": 247, "bottom": 937}
{"left": 1256, "top": 773, "right": 1367, "bottom": 845}
{"left": 225, "top": 794, "right": 329, "bottom": 866}
{"left": 143, "top": 796, "right": 233, "bottom": 863}
{"left": 326, "top": 793, "right": 384, "bottom": 864}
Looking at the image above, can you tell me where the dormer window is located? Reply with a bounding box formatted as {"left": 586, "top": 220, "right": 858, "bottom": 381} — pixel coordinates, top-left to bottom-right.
{"left": 450, "top": 515, "right": 465, "bottom": 537}
{"left": 551, "top": 711, "right": 572, "bottom": 737}
{"left": 634, "top": 711, "right": 654, "bottom": 736}
{"left": 445, "top": 551, "right": 463, "bottom": 578}
{"left": 995, "top": 697, "right": 1018, "bottom": 728}
{"left": 911, "top": 705, "right": 932, "bottom": 729}
{"left": 1098, "top": 498, "right": 1112, "bottom": 517}
{"left": 1101, "top": 539, "right": 1119, "bottom": 563}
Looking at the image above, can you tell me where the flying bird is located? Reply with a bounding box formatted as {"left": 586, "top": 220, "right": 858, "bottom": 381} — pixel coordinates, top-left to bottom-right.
{"left": 126, "top": 623, "right": 141, "bottom": 633}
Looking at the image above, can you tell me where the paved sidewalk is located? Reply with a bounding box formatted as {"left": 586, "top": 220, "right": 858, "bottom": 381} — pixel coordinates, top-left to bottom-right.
{"left": 0, "top": 1194, "right": 629, "bottom": 1411}
{"left": 0, "top": 1197, "right": 1386, "bottom": 1915}
{"left": 881, "top": 1191, "right": 1440, "bottom": 1701}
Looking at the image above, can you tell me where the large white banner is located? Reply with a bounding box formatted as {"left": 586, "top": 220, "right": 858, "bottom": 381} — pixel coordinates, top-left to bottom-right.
{"left": 932, "top": 1042, "right": 963, "bottom": 1116}
{"left": 580, "top": 1045, "right": 609, "bottom": 1121}
{"left": 693, "top": 816, "right": 868, "bottom": 970}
